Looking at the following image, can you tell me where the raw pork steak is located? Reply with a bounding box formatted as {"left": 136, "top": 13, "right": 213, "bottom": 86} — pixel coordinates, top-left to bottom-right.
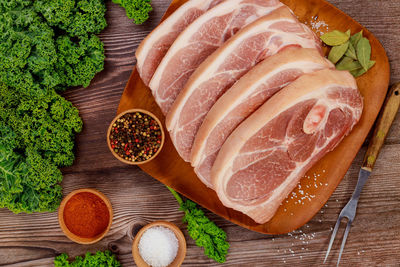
{"left": 167, "top": 6, "right": 322, "bottom": 162}
{"left": 191, "top": 48, "right": 334, "bottom": 188}
{"left": 149, "top": 0, "right": 284, "bottom": 114}
{"left": 212, "top": 69, "right": 363, "bottom": 224}
{"left": 136, "top": 0, "right": 222, "bottom": 85}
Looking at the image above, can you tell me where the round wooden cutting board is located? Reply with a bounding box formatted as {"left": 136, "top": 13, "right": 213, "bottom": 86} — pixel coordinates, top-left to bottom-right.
{"left": 117, "top": 0, "right": 390, "bottom": 234}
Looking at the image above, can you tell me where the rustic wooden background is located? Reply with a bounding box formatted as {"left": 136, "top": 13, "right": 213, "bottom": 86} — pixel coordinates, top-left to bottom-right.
{"left": 0, "top": 0, "right": 399, "bottom": 266}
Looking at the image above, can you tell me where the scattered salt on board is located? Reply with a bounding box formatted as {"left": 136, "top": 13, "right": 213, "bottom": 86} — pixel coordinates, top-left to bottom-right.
{"left": 138, "top": 226, "right": 179, "bottom": 267}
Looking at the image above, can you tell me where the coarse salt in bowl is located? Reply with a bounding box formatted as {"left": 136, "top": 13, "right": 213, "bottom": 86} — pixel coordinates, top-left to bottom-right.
{"left": 139, "top": 226, "right": 178, "bottom": 267}
{"left": 132, "top": 221, "right": 186, "bottom": 267}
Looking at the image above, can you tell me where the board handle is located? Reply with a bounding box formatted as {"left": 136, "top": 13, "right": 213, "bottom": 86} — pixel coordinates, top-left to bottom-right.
{"left": 362, "top": 83, "right": 400, "bottom": 171}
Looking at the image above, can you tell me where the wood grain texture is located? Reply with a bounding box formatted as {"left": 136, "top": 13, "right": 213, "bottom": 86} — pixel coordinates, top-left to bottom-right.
{"left": 362, "top": 83, "right": 400, "bottom": 170}
{"left": 0, "top": 0, "right": 399, "bottom": 266}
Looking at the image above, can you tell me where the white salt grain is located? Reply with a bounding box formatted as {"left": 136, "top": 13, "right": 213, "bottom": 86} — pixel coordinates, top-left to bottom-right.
{"left": 139, "top": 226, "right": 179, "bottom": 267}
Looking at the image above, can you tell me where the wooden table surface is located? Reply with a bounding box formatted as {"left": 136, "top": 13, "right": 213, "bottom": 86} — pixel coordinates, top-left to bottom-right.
{"left": 1, "top": 1, "right": 399, "bottom": 266}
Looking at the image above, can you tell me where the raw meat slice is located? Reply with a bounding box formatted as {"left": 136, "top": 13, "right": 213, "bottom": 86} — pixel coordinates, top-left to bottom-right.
{"left": 149, "top": 0, "right": 284, "bottom": 114}
{"left": 191, "top": 47, "right": 334, "bottom": 188}
{"left": 167, "top": 6, "right": 322, "bottom": 162}
{"left": 212, "top": 69, "right": 363, "bottom": 224}
{"left": 136, "top": 0, "right": 222, "bottom": 85}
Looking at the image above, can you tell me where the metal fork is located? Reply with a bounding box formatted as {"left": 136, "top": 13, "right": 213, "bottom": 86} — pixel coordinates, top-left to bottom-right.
{"left": 324, "top": 83, "right": 400, "bottom": 266}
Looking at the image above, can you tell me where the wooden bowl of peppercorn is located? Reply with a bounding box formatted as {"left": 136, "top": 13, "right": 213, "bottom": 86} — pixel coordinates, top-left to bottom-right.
{"left": 107, "top": 109, "right": 165, "bottom": 165}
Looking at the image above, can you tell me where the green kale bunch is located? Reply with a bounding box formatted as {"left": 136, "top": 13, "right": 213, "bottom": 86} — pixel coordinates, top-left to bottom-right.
{"left": 0, "top": 0, "right": 106, "bottom": 213}
{"left": 54, "top": 251, "right": 121, "bottom": 267}
{"left": 167, "top": 186, "right": 230, "bottom": 263}
{"left": 0, "top": 0, "right": 106, "bottom": 96}
{"left": 0, "top": 83, "right": 82, "bottom": 213}
{"left": 112, "top": 0, "right": 152, "bottom": 24}
{"left": 55, "top": 34, "right": 105, "bottom": 88}
{"left": 34, "top": 0, "right": 107, "bottom": 37}
{"left": 0, "top": 83, "right": 83, "bottom": 167}
{"left": 0, "top": 136, "right": 63, "bottom": 213}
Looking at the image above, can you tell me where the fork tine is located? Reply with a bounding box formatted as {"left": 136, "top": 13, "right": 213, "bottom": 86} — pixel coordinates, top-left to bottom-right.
{"left": 336, "top": 220, "right": 352, "bottom": 267}
{"left": 323, "top": 216, "right": 342, "bottom": 263}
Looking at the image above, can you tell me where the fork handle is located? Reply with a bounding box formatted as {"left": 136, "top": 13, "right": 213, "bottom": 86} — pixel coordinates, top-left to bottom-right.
{"left": 362, "top": 83, "right": 400, "bottom": 171}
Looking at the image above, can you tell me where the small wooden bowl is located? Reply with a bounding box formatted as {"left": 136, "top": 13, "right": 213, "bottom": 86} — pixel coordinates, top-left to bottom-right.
{"left": 58, "top": 188, "right": 113, "bottom": 244}
{"left": 107, "top": 108, "right": 165, "bottom": 165}
{"left": 132, "top": 221, "right": 186, "bottom": 267}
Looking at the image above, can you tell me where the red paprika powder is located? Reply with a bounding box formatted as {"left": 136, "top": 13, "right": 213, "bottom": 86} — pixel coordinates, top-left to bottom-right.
{"left": 63, "top": 192, "right": 110, "bottom": 238}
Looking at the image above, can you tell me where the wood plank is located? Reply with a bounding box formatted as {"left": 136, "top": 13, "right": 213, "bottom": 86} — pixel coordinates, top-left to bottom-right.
{"left": 0, "top": 0, "right": 399, "bottom": 266}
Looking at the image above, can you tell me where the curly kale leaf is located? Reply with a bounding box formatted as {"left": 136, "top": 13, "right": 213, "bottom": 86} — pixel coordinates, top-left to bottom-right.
{"left": 0, "top": 83, "right": 81, "bottom": 213}
{"left": 167, "top": 187, "right": 230, "bottom": 263}
{"left": 0, "top": 124, "right": 24, "bottom": 196}
{"left": 34, "top": 0, "right": 107, "bottom": 37}
{"left": 0, "top": 6, "right": 57, "bottom": 96}
{"left": 0, "top": 0, "right": 106, "bottom": 214}
{"left": 0, "top": 0, "right": 106, "bottom": 95}
{"left": 0, "top": 124, "right": 63, "bottom": 213}
{"left": 112, "top": 0, "right": 152, "bottom": 25}
{"left": 55, "top": 34, "right": 105, "bottom": 88}
{"left": 0, "top": 86, "right": 82, "bottom": 167}
{"left": 54, "top": 251, "right": 121, "bottom": 267}
{"left": 0, "top": 0, "right": 32, "bottom": 13}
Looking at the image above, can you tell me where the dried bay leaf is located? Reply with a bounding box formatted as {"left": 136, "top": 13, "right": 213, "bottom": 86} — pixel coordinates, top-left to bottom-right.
{"left": 350, "top": 60, "right": 376, "bottom": 77}
{"left": 350, "top": 30, "right": 363, "bottom": 47}
{"left": 336, "top": 56, "right": 353, "bottom": 66}
{"left": 345, "top": 42, "right": 357, "bottom": 60}
{"left": 350, "top": 68, "right": 366, "bottom": 77}
{"left": 328, "top": 41, "right": 349, "bottom": 64}
{"left": 322, "top": 29, "right": 374, "bottom": 78}
{"left": 369, "top": 60, "right": 376, "bottom": 68}
{"left": 336, "top": 56, "right": 362, "bottom": 71}
{"left": 356, "top": 37, "right": 372, "bottom": 71}
{"left": 321, "top": 30, "right": 350, "bottom": 46}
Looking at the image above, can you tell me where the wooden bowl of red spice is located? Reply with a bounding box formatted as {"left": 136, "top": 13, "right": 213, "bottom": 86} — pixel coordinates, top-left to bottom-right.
{"left": 58, "top": 188, "right": 113, "bottom": 244}
{"left": 107, "top": 109, "right": 165, "bottom": 165}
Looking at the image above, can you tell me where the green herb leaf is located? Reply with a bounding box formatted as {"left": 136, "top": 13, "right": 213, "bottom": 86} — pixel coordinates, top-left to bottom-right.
{"left": 345, "top": 42, "right": 357, "bottom": 60}
{"left": 350, "top": 60, "right": 376, "bottom": 77}
{"left": 0, "top": 0, "right": 105, "bottom": 214}
{"left": 321, "top": 30, "right": 350, "bottom": 46}
{"left": 356, "top": 37, "right": 372, "bottom": 71}
{"left": 54, "top": 251, "right": 121, "bottom": 267}
{"left": 1, "top": 0, "right": 107, "bottom": 94}
{"left": 167, "top": 186, "right": 229, "bottom": 263}
{"left": 350, "top": 68, "right": 365, "bottom": 77}
{"left": 350, "top": 30, "right": 363, "bottom": 47}
{"left": 328, "top": 41, "right": 349, "bottom": 64}
{"left": 369, "top": 60, "right": 376, "bottom": 68}
{"left": 336, "top": 57, "right": 362, "bottom": 71}
{"left": 112, "top": 0, "right": 153, "bottom": 24}
{"left": 345, "top": 29, "right": 351, "bottom": 37}
{"left": 0, "top": 84, "right": 82, "bottom": 213}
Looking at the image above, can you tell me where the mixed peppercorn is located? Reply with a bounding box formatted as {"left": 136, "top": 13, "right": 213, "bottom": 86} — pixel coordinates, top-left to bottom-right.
{"left": 109, "top": 112, "right": 163, "bottom": 162}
